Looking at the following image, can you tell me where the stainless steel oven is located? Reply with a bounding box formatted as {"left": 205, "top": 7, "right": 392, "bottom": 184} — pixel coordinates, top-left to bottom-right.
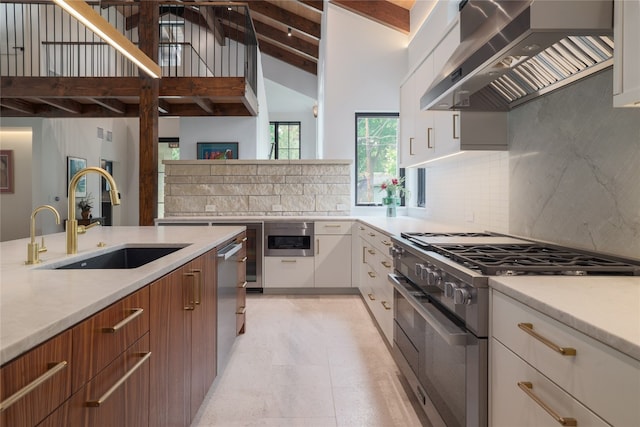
{"left": 264, "top": 221, "right": 314, "bottom": 257}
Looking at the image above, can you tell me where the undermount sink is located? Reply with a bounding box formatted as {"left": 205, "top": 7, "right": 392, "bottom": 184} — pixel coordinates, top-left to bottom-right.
{"left": 54, "top": 245, "right": 189, "bottom": 270}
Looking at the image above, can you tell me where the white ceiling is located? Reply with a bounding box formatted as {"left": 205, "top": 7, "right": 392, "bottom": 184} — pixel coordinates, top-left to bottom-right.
{"left": 264, "top": 78, "right": 317, "bottom": 114}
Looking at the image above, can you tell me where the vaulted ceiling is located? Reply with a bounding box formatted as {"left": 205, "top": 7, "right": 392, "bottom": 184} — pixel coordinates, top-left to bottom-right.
{"left": 240, "top": 0, "right": 414, "bottom": 75}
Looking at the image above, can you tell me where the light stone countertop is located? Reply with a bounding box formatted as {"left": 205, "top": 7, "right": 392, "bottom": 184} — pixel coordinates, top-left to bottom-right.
{"left": 490, "top": 276, "right": 640, "bottom": 361}
{"left": 0, "top": 225, "right": 244, "bottom": 364}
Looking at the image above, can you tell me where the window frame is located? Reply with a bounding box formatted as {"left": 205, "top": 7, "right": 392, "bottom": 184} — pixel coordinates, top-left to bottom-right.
{"left": 269, "top": 121, "right": 301, "bottom": 160}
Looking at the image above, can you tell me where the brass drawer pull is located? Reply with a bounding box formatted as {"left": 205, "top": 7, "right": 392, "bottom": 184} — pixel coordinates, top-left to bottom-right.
{"left": 238, "top": 281, "right": 247, "bottom": 288}
{"left": 518, "top": 323, "right": 576, "bottom": 356}
{"left": 281, "top": 259, "right": 297, "bottom": 263}
{"left": 381, "top": 240, "right": 392, "bottom": 246}
{"left": 324, "top": 224, "right": 342, "bottom": 228}
{"left": 0, "top": 361, "right": 68, "bottom": 412}
{"left": 236, "top": 307, "right": 246, "bottom": 315}
{"left": 86, "top": 352, "right": 152, "bottom": 407}
{"left": 368, "top": 271, "right": 376, "bottom": 278}
{"left": 191, "top": 269, "right": 202, "bottom": 305}
{"left": 380, "top": 261, "right": 391, "bottom": 268}
{"left": 367, "top": 293, "right": 375, "bottom": 301}
{"left": 368, "top": 249, "right": 376, "bottom": 255}
{"left": 517, "top": 381, "right": 577, "bottom": 426}
{"left": 359, "top": 226, "right": 365, "bottom": 230}
{"left": 368, "top": 232, "right": 376, "bottom": 237}
{"left": 103, "top": 308, "right": 144, "bottom": 333}
{"left": 239, "top": 256, "right": 247, "bottom": 263}
{"left": 183, "top": 272, "right": 196, "bottom": 310}
{"left": 241, "top": 237, "right": 248, "bottom": 242}
{"left": 381, "top": 301, "right": 391, "bottom": 310}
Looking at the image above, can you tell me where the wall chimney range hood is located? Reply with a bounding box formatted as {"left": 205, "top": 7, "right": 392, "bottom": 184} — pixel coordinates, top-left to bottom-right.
{"left": 421, "top": 0, "right": 614, "bottom": 111}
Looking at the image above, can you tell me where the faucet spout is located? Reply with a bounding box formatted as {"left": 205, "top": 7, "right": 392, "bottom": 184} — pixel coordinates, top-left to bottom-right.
{"left": 66, "top": 167, "right": 120, "bottom": 254}
{"left": 26, "top": 205, "right": 61, "bottom": 264}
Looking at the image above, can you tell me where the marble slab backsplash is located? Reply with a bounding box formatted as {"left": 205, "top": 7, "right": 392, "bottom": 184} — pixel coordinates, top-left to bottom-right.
{"left": 163, "top": 160, "right": 351, "bottom": 216}
{"left": 416, "top": 70, "right": 640, "bottom": 260}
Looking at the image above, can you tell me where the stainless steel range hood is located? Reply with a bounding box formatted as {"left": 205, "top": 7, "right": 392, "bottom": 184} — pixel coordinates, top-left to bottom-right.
{"left": 421, "top": 0, "right": 614, "bottom": 111}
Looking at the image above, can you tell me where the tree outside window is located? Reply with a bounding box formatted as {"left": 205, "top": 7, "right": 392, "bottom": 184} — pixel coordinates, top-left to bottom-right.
{"left": 355, "top": 113, "right": 401, "bottom": 206}
{"left": 270, "top": 122, "right": 301, "bottom": 159}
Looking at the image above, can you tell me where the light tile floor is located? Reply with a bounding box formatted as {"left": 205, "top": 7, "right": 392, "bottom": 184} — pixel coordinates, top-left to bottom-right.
{"left": 191, "top": 294, "right": 431, "bottom": 427}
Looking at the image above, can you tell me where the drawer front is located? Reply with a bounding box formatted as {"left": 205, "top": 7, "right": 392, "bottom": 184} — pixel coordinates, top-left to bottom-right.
{"left": 72, "top": 287, "right": 150, "bottom": 391}
{"left": 315, "top": 221, "right": 352, "bottom": 235}
{"left": 0, "top": 330, "right": 73, "bottom": 427}
{"left": 492, "top": 290, "right": 640, "bottom": 427}
{"left": 264, "top": 257, "right": 314, "bottom": 287}
{"left": 359, "top": 223, "right": 393, "bottom": 255}
{"left": 491, "top": 339, "right": 609, "bottom": 427}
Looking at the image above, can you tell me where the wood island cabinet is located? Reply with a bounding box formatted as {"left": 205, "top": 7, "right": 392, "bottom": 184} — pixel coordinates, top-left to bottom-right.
{"left": 149, "top": 248, "right": 218, "bottom": 427}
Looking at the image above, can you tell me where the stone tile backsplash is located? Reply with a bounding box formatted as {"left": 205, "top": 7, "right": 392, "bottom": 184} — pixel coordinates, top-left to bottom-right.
{"left": 163, "top": 160, "right": 352, "bottom": 216}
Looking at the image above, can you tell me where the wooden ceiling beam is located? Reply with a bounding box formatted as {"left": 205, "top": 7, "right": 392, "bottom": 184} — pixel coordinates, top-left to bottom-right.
{"left": 87, "top": 97, "right": 127, "bottom": 114}
{"left": 192, "top": 97, "right": 215, "bottom": 114}
{"left": 245, "top": 1, "right": 321, "bottom": 39}
{"left": 257, "top": 39, "right": 317, "bottom": 75}
{"left": 331, "top": 0, "right": 410, "bottom": 34}
{"left": 30, "top": 97, "right": 83, "bottom": 114}
{"left": 159, "top": 77, "right": 248, "bottom": 98}
{"left": 158, "top": 99, "right": 171, "bottom": 114}
{"left": 0, "top": 103, "right": 140, "bottom": 118}
{"left": 166, "top": 103, "right": 253, "bottom": 116}
{"left": 1, "top": 77, "right": 141, "bottom": 97}
{"left": 0, "top": 98, "right": 36, "bottom": 115}
{"left": 299, "top": 1, "right": 324, "bottom": 12}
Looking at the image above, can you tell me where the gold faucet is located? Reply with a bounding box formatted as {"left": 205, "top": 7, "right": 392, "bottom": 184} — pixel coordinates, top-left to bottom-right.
{"left": 67, "top": 167, "right": 120, "bottom": 254}
{"left": 26, "top": 205, "right": 61, "bottom": 264}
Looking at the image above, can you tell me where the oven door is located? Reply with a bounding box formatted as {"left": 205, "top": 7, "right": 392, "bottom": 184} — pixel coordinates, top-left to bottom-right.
{"left": 391, "top": 273, "right": 488, "bottom": 427}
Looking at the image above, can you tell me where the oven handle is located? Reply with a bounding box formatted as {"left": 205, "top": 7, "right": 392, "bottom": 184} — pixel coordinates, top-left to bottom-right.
{"left": 389, "top": 273, "right": 469, "bottom": 347}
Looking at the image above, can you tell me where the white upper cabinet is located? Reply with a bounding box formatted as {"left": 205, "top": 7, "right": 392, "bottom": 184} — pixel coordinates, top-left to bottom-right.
{"left": 399, "top": 72, "right": 416, "bottom": 168}
{"left": 613, "top": 0, "right": 640, "bottom": 107}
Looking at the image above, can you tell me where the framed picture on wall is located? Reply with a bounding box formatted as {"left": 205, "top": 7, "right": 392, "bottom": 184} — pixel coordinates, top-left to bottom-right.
{"left": 197, "top": 142, "right": 238, "bottom": 160}
{"left": 0, "top": 150, "right": 14, "bottom": 193}
{"left": 67, "top": 156, "right": 87, "bottom": 197}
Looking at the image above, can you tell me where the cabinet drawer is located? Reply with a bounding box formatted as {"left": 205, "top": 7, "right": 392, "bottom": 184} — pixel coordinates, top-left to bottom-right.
{"left": 491, "top": 339, "right": 608, "bottom": 427}
{"left": 43, "top": 333, "right": 151, "bottom": 427}
{"left": 72, "top": 287, "right": 150, "bottom": 391}
{"left": 315, "top": 221, "right": 352, "bottom": 235}
{"left": 492, "top": 291, "right": 640, "bottom": 427}
{"left": 359, "top": 223, "right": 393, "bottom": 255}
{"left": 0, "top": 330, "right": 73, "bottom": 427}
{"left": 264, "top": 257, "right": 314, "bottom": 287}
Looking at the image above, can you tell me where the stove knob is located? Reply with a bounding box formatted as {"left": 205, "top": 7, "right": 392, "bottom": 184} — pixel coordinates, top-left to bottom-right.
{"left": 444, "top": 281, "right": 456, "bottom": 298}
{"left": 389, "top": 247, "right": 396, "bottom": 256}
{"left": 428, "top": 270, "right": 441, "bottom": 287}
{"left": 415, "top": 263, "right": 424, "bottom": 277}
{"left": 453, "top": 288, "right": 472, "bottom": 305}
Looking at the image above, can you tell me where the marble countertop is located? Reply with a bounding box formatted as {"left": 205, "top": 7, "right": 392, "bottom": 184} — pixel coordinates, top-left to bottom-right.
{"left": 0, "top": 225, "right": 244, "bottom": 364}
{"left": 490, "top": 276, "right": 640, "bottom": 361}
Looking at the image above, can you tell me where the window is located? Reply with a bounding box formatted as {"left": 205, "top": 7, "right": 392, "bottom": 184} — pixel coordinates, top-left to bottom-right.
{"left": 269, "top": 122, "right": 301, "bottom": 159}
{"left": 157, "top": 138, "right": 180, "bottom": 218}
{"left": 355, "top": 113, "right": 402, "bottom": 206}
{"left": 416, "top": 168, "right": 426, "bottom": 208}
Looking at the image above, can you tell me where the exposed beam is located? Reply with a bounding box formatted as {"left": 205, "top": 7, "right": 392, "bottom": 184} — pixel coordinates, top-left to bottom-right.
{"left": 1, "top": 77, "right": 142, "bottom": 97}
{"left": 331, "top": 0, "right": 410, "bottom": 34}
{"left": 299, "top": 1, "right": 324, "bottom": 12}
{"left": 30, "top": 97, "right": 83, "bottom": 114}
{"left": 257, "top": 38, "right": 317, "bottom": 75}
{"left": 192, "top": 97, "right": 215, "bottom": 114}
{"left": 158, "top": 99, "right": 171, "bottom": 114}
{"left": 87, "top": 97, "right": 127, "bottom": 114}
{"left": 245, "top": 1, "right": 321, "bottom": 39}
{"left": 164, "top": 103, "right": 253, "bottom": 116}
{"left": 0, "top": 104, "right": 140, "bottom": 118}
{"left": 159, "top": 77, "right": 248, "bottom": 98}
{"left": 0, "top": 98, "right": 36, "bottom": 115}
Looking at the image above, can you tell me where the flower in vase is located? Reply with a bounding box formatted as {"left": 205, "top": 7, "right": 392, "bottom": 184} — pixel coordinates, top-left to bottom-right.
{"left": 379, "top": 176, "right": 406, "bottom": 200}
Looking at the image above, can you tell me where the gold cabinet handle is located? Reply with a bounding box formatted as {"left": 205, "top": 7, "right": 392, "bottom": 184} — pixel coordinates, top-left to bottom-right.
{"left": 359, "top": 226, "right": 365, "bottom": 230}
{"left": 362, "top": 246, "right": 367, "bottom": 263}
{"left": 316, "top": 239, "right": 320, "bottom": 255}
{"left": 381, "top": 240, "right": 392, "bottom": 246}
{"left": 281, "top": 259, "right": 297, "bottom": 263}
{"left": 86, "top": 352, "right": 151, "bottom": 407}
{"left": 368, "top": 232, "right": 375, "bottom": 237}
{"left": 241, "top": 237, "right": 248, "bottom": 242}
{"left": 381, "top": 261, "right": 391, "bottom": 269}
{"left": 183, "top": 272, "right": 196, "bottom": 310}
{"left": 381, "top": 301, "right": 391, "bottom": 310}
{"left": 367, "top": 293, "right": 375, "bottom": 301}
{"left": 324, "top": 224, "right": 342, "bottom": 228}
{"left": 368, "top": 271, "right": 376, "bottom": 278}
{"left": 368, "top": 249, "right": 376, "bottom": 255}
{"left": 427, "top": 127, "right": 434, "bottom": 149}
{"left": 236, "top": 307, "right": 246, "bottom": 315}
{"left": 453, "top": 113, "right": 460, "bottom": 139}
{"left": 102, "top": 308, "right": 144, "bottom": 333}
{"left": 517, "top": 382, "right": 577, "bottom": 426}
{"left": 518, "top": 323, "right": 576, "bottom": 356}
{"left": 0, "top": 361, "right": 68, "bottom": 412}
{"left": 191, "top": 269, "right": 202, "bottom": 305}
{"left": 409, "top": 137, "right": 415, "bottom": 155}
{"left": 239, "top": 256, "right": 247, "bottom": 263}
{"left": 238, "top": 281, "right": 247, "bottom": 288}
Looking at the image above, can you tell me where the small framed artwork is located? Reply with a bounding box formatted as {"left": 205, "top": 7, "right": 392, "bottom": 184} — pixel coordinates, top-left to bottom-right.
{"left": 0, "top": 150, "right": 14, "bottom": 193}
{"left": 197, "top": 142, "right": 239, "bottom": 160}
{"left": 67, "top": 156, "right": 87, "bottom": 197}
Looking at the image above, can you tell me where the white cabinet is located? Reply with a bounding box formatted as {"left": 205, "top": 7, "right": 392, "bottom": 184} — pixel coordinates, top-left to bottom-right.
{"left": 613, "top": 0, "right": 640, "bottom": 107}
{"left": 315, "top": 221, "right": 352, "bottom": 287}
{"left": 491, "top": 290, "right": 640, "bottom": 427}
{"left": 399, "top": 73, "right": 416, "bottom": 168}
{"left": 357, "top": 223, "right": 394, "bottom": 343}
{"left": 264, "top": 257, "right": 314, "bottom": 288}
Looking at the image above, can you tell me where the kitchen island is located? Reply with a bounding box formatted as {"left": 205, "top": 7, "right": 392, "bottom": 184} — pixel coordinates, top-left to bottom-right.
{"left": 0, "top": 225, "right": 244, "bottom": 365}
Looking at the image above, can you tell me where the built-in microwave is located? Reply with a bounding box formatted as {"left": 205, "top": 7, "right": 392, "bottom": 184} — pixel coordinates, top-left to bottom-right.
{"left": 264, "top": 221, "right": 314, "bottom": 257}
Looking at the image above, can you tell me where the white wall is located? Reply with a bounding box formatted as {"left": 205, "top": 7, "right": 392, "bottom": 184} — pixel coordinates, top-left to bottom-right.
{"left": 322, "top": 3, "right": 408, "bottom": 206}
{"left": 0, "top": 128, "right": 33, "bottom": 240}
{"left": 261, "top": 54, "right": 317, "bottom": 100}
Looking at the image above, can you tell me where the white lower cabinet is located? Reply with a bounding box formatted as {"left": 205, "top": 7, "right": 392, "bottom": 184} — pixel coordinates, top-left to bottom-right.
{"left": 357, "top": 223, "right": 394, "bottom": 344}
{"left": 491, "top": 290, "right": 640, "bottom": 427}
{"left": 264, "top": 257, "right": 314, "bottom": 288}
{"left": 314, "top": 221, "right": 352, "bottom": 287}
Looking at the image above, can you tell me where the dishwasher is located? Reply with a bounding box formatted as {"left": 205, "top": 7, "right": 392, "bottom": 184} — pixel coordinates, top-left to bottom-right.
{"left": 217, "top": 240, "right": 243, "bottom": 373}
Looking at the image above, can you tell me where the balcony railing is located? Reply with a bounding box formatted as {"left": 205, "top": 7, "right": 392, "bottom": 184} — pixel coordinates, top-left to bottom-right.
{"left": 0, "top": 1, "right": 258, "bottom": 93}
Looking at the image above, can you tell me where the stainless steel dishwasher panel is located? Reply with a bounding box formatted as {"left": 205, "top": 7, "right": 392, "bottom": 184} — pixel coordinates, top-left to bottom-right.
{"left": 217, "top": 241, "right": 242, "bottom": 373}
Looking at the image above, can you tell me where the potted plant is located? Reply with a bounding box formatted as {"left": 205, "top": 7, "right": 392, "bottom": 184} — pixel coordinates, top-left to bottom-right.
{"left": 78, "top": 193, "right": 93, "bottom": 219}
